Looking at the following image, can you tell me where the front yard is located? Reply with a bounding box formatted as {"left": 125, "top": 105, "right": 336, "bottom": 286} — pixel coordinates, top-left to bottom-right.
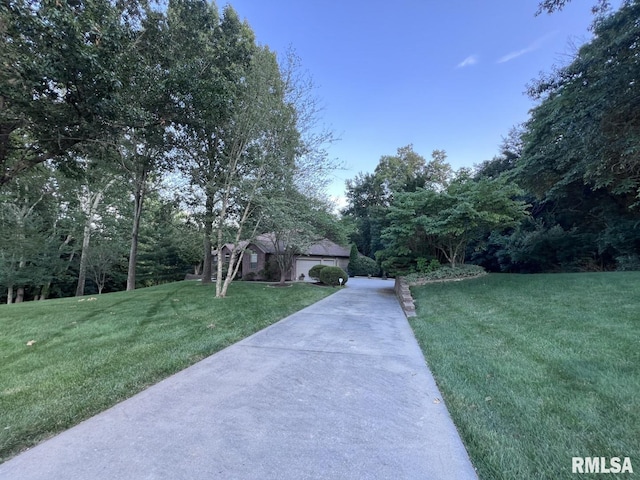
{"left": 0, "top": 281, "right": 334, "bottom": 463}
{"left": 410, "top": 272, "right": 639, "bottom": 480}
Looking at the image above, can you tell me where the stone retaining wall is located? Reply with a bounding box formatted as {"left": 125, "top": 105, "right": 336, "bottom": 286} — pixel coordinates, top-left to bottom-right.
{"left": 394, "top": 277, "right": 416, "bottom": 317}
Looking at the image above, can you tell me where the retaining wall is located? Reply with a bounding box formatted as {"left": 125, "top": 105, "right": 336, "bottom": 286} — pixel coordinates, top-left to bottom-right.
{"left": 394, "top": 277, "right": 416, "bottom": 317}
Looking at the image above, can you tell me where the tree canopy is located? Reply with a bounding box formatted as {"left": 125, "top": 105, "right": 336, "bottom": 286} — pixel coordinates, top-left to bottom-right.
{"left": 0, "top": 0, "right": 339, "bottom": 303}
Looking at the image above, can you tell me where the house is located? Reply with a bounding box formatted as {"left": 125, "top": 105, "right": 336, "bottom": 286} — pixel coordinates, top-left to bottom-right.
{"left": 213, "top": 234, "right": 350, "bottom": 282}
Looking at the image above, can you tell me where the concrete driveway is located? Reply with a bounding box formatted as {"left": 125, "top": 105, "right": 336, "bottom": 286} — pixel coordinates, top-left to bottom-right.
{"left": 0, "top": 277, "right": 478, "bottom": 480}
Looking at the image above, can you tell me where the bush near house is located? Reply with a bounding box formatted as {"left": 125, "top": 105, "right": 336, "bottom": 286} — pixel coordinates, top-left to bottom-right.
{"left": 319, "top": 266, "right": 348, "bottom": 286}
{"left": 308, "top": 264, "right": 327, "bottom": 281}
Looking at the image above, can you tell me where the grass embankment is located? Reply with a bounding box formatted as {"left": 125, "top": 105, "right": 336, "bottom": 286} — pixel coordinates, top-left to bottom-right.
{"left": 0, "top": 281, "right": 334, "bottom": 463}
{"left": 410, "top": 272, "right": 639, "bottom": 480}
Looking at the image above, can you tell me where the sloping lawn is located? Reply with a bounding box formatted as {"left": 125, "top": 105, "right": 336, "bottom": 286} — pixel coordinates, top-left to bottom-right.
{"left": 410, "top": 272, "right": 639, "bottom": 480}
{"left": 0, "top": 281, "right": 335, "bottom": 463}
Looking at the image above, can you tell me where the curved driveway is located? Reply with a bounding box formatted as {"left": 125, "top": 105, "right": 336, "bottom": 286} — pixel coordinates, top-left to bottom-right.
{"left": 0, "top": 278, "right": 478, "bottom": 480}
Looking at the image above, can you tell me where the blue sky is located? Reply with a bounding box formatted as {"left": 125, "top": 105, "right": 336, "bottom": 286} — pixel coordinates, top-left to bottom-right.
{"left": 225, "top": 1, "right": 601, "bottom": 205}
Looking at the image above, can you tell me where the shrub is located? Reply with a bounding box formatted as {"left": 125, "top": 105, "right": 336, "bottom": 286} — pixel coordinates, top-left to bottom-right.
{"left": 416, "top": 257, "right": 441, "bottom": 273}
{"left": 257, "top": 257, "right": 279, "bottom": 281}
{"left": 350, "top": 255, "right": 380, "bottom": 277}
{"left": 616, "top": 254, "right": 640, "bottom": 271}
{"left": 243, "top": 272, "right": 257, "bottom": 281}
{"left": 309, "top": 265, "right": 327, "bottom": 282}
{"left": 404, "top": 264, "right": 486, "bottom": 285}
{"left": 308, "top": 264, "right": 327, "bottom": 281}
{"left": 319, "top": 266, "right": 349, "bottom": 286}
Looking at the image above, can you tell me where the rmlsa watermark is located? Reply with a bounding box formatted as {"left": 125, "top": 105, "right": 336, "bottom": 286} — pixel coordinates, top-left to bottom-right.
{"left": 572, "top": 457, "right": 634, "bottom": 474}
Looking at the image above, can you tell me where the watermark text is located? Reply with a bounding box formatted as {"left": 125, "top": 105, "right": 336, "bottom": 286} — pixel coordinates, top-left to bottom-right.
{"left": 572, "top": 457, "right": 633, "bottom": 474}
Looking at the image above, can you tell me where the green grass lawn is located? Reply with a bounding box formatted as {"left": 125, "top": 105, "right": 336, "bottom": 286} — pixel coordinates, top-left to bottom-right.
{"left": 410, "top": 272, "right": 639, "bottom": 480}
{"left": 0, "top": 280, "right": 335, "bottom": 463}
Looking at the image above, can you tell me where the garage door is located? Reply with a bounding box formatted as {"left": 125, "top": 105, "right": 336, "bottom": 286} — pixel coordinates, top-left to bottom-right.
{"left": 296, "top": 258, "right": 336, "bottom": 282}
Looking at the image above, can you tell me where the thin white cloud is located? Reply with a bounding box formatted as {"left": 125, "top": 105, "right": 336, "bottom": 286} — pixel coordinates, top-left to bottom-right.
{"left": 497, "top": 32, "right": 556, "bottom": 64}
{"left": 457, "top": 55, "right": 479, "bottom": 68}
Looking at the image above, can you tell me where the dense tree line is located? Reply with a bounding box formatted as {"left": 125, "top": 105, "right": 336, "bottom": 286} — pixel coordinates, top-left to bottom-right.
{"left": 344, "top": 1, "right": 639, "bottom": 274}
{"left": 0, "top": 0, "right": 338, "bottom": 303}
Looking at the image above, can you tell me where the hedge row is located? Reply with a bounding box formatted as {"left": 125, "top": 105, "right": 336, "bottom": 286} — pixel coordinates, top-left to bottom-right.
{"left": 308, "top": 265, "right": 348, "bottom": 286}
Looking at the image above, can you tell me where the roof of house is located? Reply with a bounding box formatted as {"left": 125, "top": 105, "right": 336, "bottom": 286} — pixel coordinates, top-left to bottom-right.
{"left": 252, "top": 234, "right": 350, "bottom": 258}
{"left": 213, "top": 234, "right": 350, "bottom": 258}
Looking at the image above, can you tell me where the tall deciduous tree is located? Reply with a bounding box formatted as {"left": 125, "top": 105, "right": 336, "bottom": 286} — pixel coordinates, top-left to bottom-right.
{"left": 169, "top": 2, "right": 302, "bottom": 297}
{"left": 380, "top": 175, "right": 528, "bottom": 273}
{"left": 343, "top": 146, "right": 454, "bottom": 259}
{"left": 0, "top": 0, "right": 147, "bottom": 188}
{"left": 523, "top": 0, "right": 640, "bottom": 203}
{"left": 167, "top": 0, "right": 251, "bottom": 289}
{"left": 118, "top": 7, "right": 174, "bottom": 291}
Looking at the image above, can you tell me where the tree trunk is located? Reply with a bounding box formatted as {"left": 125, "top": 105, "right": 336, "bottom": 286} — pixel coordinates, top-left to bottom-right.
{"left": 126, "top": 174, "right": 147, "bottom": 291}
{"left": 201, "top": 194, "right": 214, "bottom": 285}
{"left": 220, "top": 246, "right": 246, "bottom": 297}
{"left": 39, "top": 282, "right": 51, "bottom": 300}
{"left": 6, "top": 285, "right": 13, "bottom": 305}
{"left": 76, "top": 181, "right": 114, "bottom": 296}
{"left": 215, "top": 197, "right": 229, "bottom": 297}
{"left": 16, "top": 257, "right": 26, "bottom": 302}
{"left": 75, "top": 220, "right": 92, "bottom": 296}
{"left": 215, "top": 236, "right": 224, "bottom": 296}
{"left": 202, "top": 234, "right": 212, "bottom": 284}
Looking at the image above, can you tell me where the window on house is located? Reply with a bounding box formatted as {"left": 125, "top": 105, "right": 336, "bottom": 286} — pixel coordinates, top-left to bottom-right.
{"left": 250, "top": 251, "right": 258, "bottom": 270}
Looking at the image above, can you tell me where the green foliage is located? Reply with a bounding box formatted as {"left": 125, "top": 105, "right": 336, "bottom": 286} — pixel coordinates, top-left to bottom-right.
{"left": 1, "top": 0, "right": 342, "bottom": 301}
{"left": 342, "top": 146, "right": 455, "bottom": 259}
{"left": 308, "top": 264, "right": 327, "bottom": 281}
{"left": 348, "top": 244, "right": 359, "bottom": 275}
{"left": 403, "top": 265, "right": 485, "bottom": 284}
{"left": 522, "top": 0, "right": 640, "bottom": 200}
{"left": 416, "top": 257, "right": 441, "bottom": 273}
{"left": 501, "top": 1, "right": 640, "bottom": 271}
{"left": 257, "top": 257, "right": 280, "bottom": 282}
{"left": 349, "top": 255, "right": 381, "bottom": 277}
{"left": 615, "top": 254, "right": 640, "bottom": 271}
{"left": 379, "top": 174, "right": 529, "bottom": 274}
{"left": 0, "top": 0, "right": 146, "bottom": 187}
{"left": 319, "top": 266, "right": 348, "bottom": 286}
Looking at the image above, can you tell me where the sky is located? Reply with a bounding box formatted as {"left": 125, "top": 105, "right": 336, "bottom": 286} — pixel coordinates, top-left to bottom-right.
{"left": 223, "top": 0, "right": 602, "bottom": 206}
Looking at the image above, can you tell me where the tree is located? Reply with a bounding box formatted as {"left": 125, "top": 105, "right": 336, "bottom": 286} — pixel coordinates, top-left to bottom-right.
{"left": 523, "top": 1, "right": 640, "bottom": 201}
{"left": 279, "top": 49, "right": 339, "bottom": 200}
{"left": 168, "top": 2, "right": 263, "bottom": 295}
{"left": 117, "top": 8, "right": 175, "bottom": 291}
{"left": 343, "top": 146, "right": 454, "bottom": 259}
{"left": 0, "top": 166, "right": 73, "bottom": 302}
{"left": 348, "top": 244, "right": 359, "bottom": 276}
{"left": 0, "top": 0, "right": 147, "bottom": 187}
{"left": 72, "top": 157, "right": 120, "bottom": 296}
{"left": 498, "top": 0, "right": 640, "bottom": 272}
{"left": 136, "top": 195, "right": 201, "bottom": 286}
{"left": 374, "top": 144, "right": 427, "bottom": 194}
{"left": 536, "top": 0, "right": 616, "bottom": 15}
{"left": 87, "top": 240, "right": 126, "bottom": 294}
{"left": 380, "top": 175, "right": 529, "bottom": 273}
